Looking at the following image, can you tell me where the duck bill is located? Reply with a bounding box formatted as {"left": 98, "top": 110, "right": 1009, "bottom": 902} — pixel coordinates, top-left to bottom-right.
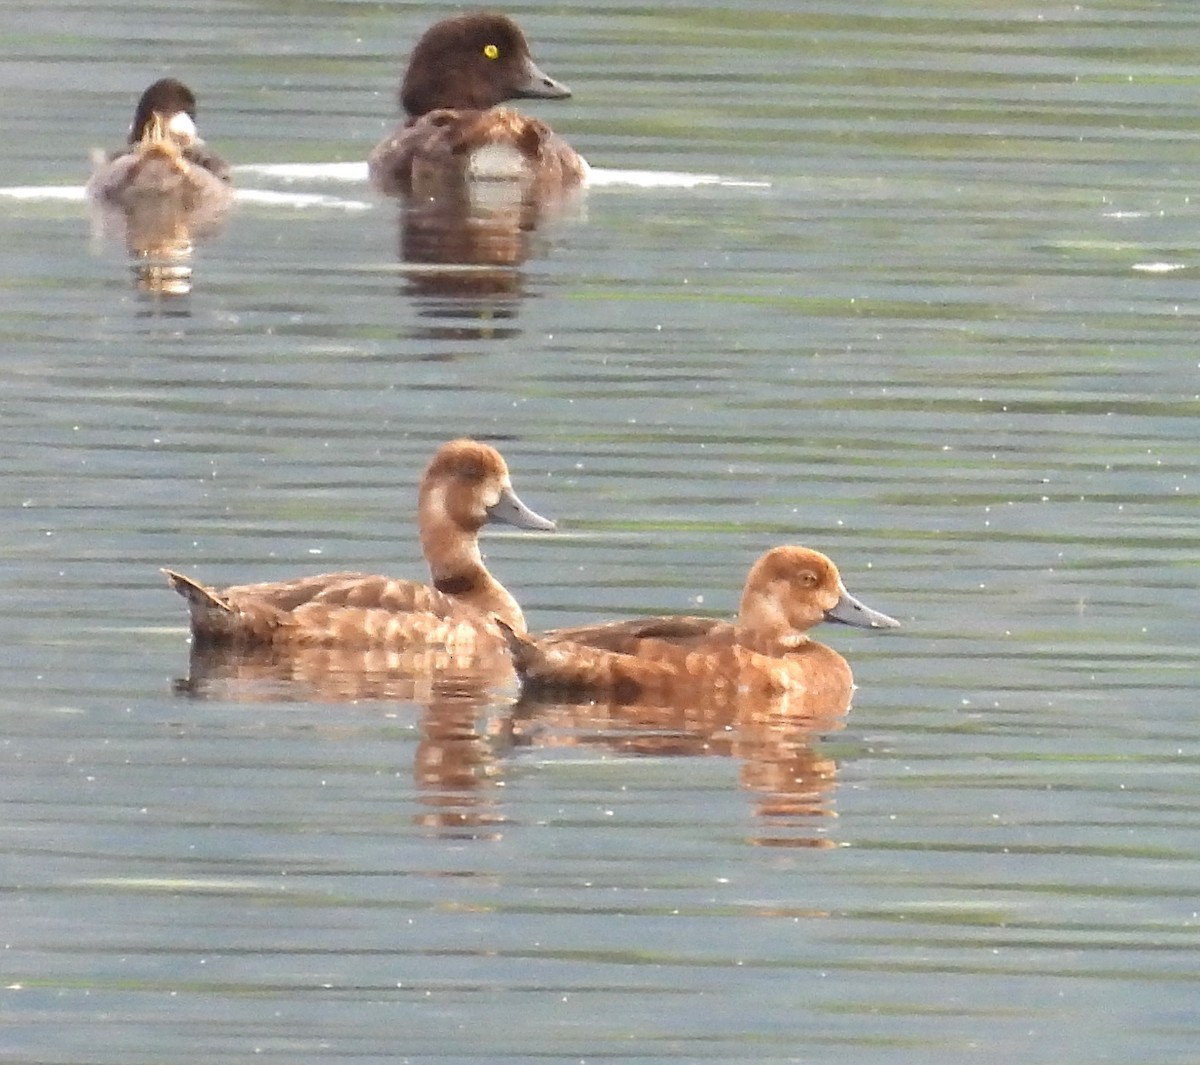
{"left": 824, "top": 587, "right": 900, "bottom": 629}
{"left": 515, "top": 58, "right": 572, "bottom": 100}
{"left": 486, "top": 485, "right": 556, "bottom": 531}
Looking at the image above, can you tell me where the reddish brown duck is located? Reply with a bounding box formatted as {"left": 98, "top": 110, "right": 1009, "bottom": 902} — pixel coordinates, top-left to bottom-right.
{"left": 164, "top": 439, "right": 555, "bottom": 652}
{"left": 502, "top": 545, "right": 899, "bottom": 705}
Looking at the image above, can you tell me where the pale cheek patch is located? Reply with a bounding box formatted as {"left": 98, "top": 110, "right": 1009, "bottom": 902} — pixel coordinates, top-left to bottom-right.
{"left": 425, "top": 483, "right": 450, "bottom": 520}
{"left": 758, "top": 582, "right": 792, "bottom": 630}
{"left": 166, "top": 111, "right": 198, "bottom": 145}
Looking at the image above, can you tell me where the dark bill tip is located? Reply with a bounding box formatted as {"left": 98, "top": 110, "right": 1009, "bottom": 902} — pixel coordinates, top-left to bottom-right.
{"left": 824, "top": 588, "right": 901, "bottom": 630}
{"left": 486, "top": 485, "right": 557, "bottom": 531}
{"left": 516, "top": 59, "right": 572, "bottom": 100}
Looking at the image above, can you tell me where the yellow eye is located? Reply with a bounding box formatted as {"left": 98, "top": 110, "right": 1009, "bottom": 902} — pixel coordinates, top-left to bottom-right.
{"left": 483, "top": 43, "right": 499, "bottom": 59}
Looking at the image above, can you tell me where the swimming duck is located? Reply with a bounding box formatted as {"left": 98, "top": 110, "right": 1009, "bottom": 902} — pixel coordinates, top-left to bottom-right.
{"left": 501, "top": 545, "right": 899, "bottom": 704}
{"left": 368, "top": 12, "right": 588, "bottom": 198}
{"left": 164, "top": 439, "right": 555, "bottom": 651}
{"left": 87, "top": 78, "right": 232, "bottom": 212}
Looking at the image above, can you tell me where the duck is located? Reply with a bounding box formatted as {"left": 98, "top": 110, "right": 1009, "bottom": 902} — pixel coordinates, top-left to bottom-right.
{"left": 86, "top": 78, "right": 232, "bottom": 212}
{"left": 500, "top": 545, "right": 900, "bottom": 705}
{"left": 163, "top": 439, "right": 555, "bottom": 652}
{"left": 367, "top": 11, "right": 588, "bottom": 199}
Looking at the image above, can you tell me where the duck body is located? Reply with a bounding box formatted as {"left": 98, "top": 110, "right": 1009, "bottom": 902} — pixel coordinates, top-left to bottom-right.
{"left": 162, "top": 569, "right": 486, "bottom": 651}
{"left": 503, "top": 546, "right": 900, "bottom": 705}
{"left": 368, "top": 12, "right": 588, "bottom": 199}
{"left": 506, "top": 624, "right": 858, "bottom": 708}
{"left": 87, "top": 78, "right": 232, "bottom": 213}
{"left": 165, "top": 439, "right": 555, "bottom": 654}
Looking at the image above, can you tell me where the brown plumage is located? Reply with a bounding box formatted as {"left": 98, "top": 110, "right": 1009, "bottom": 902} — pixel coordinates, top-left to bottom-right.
{"left": 164, "top": 439, "right": 555, "bottom": 653}
{"left": 87, "top": 78, "right": 231, "bottom": 212}
{"left": 368, "top": 12, "right": 588, "bottom": 198}
{"left": 501, "top": 545, "right": 900, "bottom": 705}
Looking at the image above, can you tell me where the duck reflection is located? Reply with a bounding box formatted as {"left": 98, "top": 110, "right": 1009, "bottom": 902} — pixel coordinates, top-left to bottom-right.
{"left": 167, "top": 536, "right": 890, "bottom": 847}
{"left": 173, "top": 642, "right": 510, "bottom": 840}
{"left": 169, "top": 640, "right": 848, "bottom": 846}
{"left": 175, "top": 639, "right": 513, "bottom": 702}
{"left": 413, "top": 690, "right": 508, "bottom": 840}
{"left": 508, "top": 682, "right": 850, "bottom": 849}
{"left": 89, "top": 184, "right": 233, "bottom": 298}
{"left": 397, "top": 186, "right": 582, "bottom": 340}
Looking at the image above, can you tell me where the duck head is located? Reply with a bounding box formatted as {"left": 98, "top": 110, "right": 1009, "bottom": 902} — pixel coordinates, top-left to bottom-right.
{"left": 738, "top": 545, "right": 900, "bottom": 649}
{"left": 129, "top": 77, "right": 201, "bottom": 147}
{"left": 418, "top": 438, "right": 555, "bottom": 543}
{"left": 401, "top": 12, "right": 572, "bottom": 116}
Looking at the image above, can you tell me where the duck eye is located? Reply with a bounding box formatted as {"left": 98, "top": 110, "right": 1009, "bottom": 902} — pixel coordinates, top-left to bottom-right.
{"left": 483, "top": 43, "right": 500, "bottom": 60}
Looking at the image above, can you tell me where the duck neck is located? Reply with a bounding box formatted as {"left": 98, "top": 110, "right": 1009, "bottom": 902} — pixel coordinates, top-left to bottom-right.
{"left": 736, "top": 593, "right": 810, "bottom": 656}
{"left": 420, "top": 517, "right": 527, "bottom": 633}
{"left": 735, "top": 622, "right": 811, "bottom": 657}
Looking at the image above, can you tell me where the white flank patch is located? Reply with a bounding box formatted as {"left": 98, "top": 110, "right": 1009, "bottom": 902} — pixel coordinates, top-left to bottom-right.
{"left": 466, "top": 143, "right": 528, "bottom": 181}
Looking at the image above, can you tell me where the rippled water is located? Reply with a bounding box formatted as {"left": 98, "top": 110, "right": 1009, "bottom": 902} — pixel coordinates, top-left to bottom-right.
{"left": 2, "top": 2, "right": 1199, "bottom": 1062}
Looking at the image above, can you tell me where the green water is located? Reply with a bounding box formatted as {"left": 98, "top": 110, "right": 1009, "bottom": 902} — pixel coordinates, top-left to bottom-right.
{"left": 1, "top": 2, "right": 1198, "bottom": 1062}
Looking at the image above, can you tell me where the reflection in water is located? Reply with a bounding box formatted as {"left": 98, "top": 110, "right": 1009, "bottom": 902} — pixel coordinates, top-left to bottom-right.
{"left": 509, "top": 683, "right": 850, "bottom": 849}
{"left": 173, "top": 642, "right": 511, "bottom": 839}
{"left": 398, "top": 184, "right": 583, "bottom": 340}
{"left": 174, "top": 640, "right": 510, "bottom": 704}
{"left": 413, "top": 694, "right": 507, "bottom": 841}
{"left": 171, "top": 638, "right": 846, "bottom": 846}
{"left": 89, "top": 196, "right": 228, "bottom": 297}
{"left": 128, "top": 218, "right": 194, "bottom": 296}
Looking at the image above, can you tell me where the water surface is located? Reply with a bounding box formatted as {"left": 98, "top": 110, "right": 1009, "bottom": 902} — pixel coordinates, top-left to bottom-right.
{"left": 1, "top": 2, "right": 1198, "bottom": 1062}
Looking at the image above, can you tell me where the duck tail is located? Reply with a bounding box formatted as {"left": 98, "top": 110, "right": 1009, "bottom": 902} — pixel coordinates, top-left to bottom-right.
{"left": 494, "top": 617, "right": 543, "bottom": 675}
{"left": 495, "top": 617, "right": 582, "bottom": 691}
{"left": 162, "top": 568, "right": 230, "bottom": 610}
{"left": 494, "top": 618, "right": 648, "bottom": 703}
{"left": 162, "top": 567, "right": 253, "bottom": 643}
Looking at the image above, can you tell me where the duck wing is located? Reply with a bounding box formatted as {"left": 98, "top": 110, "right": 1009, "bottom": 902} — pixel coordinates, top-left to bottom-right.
{"left": 543, "top": 615, "right": 732, "bottom": 654}
{"left": 166, "top": 569, "right": 502, "bottom": 651}
{"left": 369, "top": 108, "right": 586, "bottom": 198}
{"left": 210, "top": 572, "right": 461, "bottom": 617}
{"left": 183, "top": 141, "right": 230, "bottom": 181}
{"left": 367, "top": 114, "right": 445, "bottom": 196}
{"left": 307, "top": 574, "right": 464, "bottom": 616}
{"left": 214, "top": 571, "right": 382, "bottom": 612}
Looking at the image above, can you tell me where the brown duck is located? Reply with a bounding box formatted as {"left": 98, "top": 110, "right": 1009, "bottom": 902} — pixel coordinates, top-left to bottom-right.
{"left": 87, "top": 78, "right": 232, "bottom": 212}
{"left": 164, "top": 439, "right": 555, "bottom": 652}
{"left": 368, "top": 12, "right": 588, "bottom": 198}
{"left": 501, "top": 545, "right": 899, "bottom": 705}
